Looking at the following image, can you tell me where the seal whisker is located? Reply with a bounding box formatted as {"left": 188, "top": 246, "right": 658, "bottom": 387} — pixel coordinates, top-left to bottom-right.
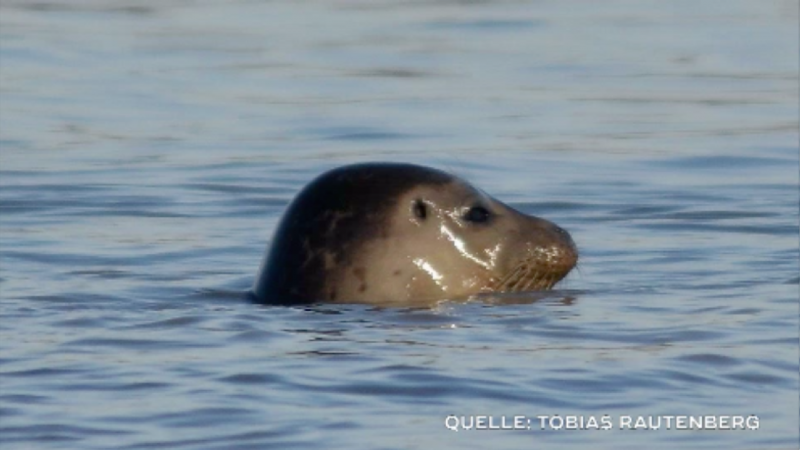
{"left": 520, "top": 271, "right": 537, "bottom": 292}
{"left": 496, "top": 264, "right": 526, "bottom": 291}
{"left": 533, "top": 273, "right": 546, "bottom": 291}
{"left": 522, "top": 270, "right": 542, "bottom": 291}
{"left": 505, "top": 274, "right": 522, "bottom": 292}
{"left": 537, "top": 271, "right": 550, "bottom": 290}
{"left": 506, "top": 265, "right": 532, "bottom": 292}
{"left": 514, "top": 266, "right": 536, "bottom": 292}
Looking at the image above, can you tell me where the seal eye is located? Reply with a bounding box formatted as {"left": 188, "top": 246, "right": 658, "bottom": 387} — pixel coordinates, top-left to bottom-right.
{"left": 464, "top": 205, "right": 491, "bottom": 224}
{"left": 413, "top": 199, "right": 427, "bottom": 220}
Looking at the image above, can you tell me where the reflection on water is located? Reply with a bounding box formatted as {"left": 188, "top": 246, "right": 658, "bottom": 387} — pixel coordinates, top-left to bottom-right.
{"left": 0, "top": 0, "right": 797, "bottom": 449}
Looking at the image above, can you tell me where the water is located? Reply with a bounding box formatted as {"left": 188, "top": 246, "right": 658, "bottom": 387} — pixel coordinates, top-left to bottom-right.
{"left": 1, "top": 1, "right": 798, "bottom": 449}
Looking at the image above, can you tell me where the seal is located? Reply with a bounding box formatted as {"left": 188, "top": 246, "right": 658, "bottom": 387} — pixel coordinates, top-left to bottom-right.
{"left": 253, "top": 162, "right": 578, "bottom": 305}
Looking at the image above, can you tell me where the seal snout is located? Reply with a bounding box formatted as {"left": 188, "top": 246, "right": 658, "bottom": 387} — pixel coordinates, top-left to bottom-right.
{"left": 545, "top": 222, "right": 579, "bottom": 276}
{"left": 494, "top": 216, "right": 578, "bottom": 292}
{"left": 550, "top": 223, "right": 579, "bottom": 268}
{"left": 552, "top": 223, "right": 573, "bottom": 243}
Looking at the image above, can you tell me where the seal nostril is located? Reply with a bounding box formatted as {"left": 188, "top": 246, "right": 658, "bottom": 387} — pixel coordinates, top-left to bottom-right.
{"left": 551, "top": 224, "right": 576, "bottom": 251}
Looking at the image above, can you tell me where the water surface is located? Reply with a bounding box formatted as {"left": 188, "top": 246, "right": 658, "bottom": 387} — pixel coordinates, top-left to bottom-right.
{"left": 1, "top": 1, "right": 798, "bottom": 449}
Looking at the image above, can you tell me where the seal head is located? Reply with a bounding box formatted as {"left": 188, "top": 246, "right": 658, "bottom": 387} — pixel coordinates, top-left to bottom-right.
{"left": 253, "top": 162, "right": 577, "bottom": 305}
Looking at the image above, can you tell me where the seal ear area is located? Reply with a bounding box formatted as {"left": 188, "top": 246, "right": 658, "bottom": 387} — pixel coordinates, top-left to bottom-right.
{"left": 409, "top": 198, "right": 429, "bottom": 225}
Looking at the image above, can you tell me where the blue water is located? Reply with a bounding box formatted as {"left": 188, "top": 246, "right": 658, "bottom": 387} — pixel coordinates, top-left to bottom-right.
{"left": 1, "top": 1, "right": 798, "bottom": 449}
